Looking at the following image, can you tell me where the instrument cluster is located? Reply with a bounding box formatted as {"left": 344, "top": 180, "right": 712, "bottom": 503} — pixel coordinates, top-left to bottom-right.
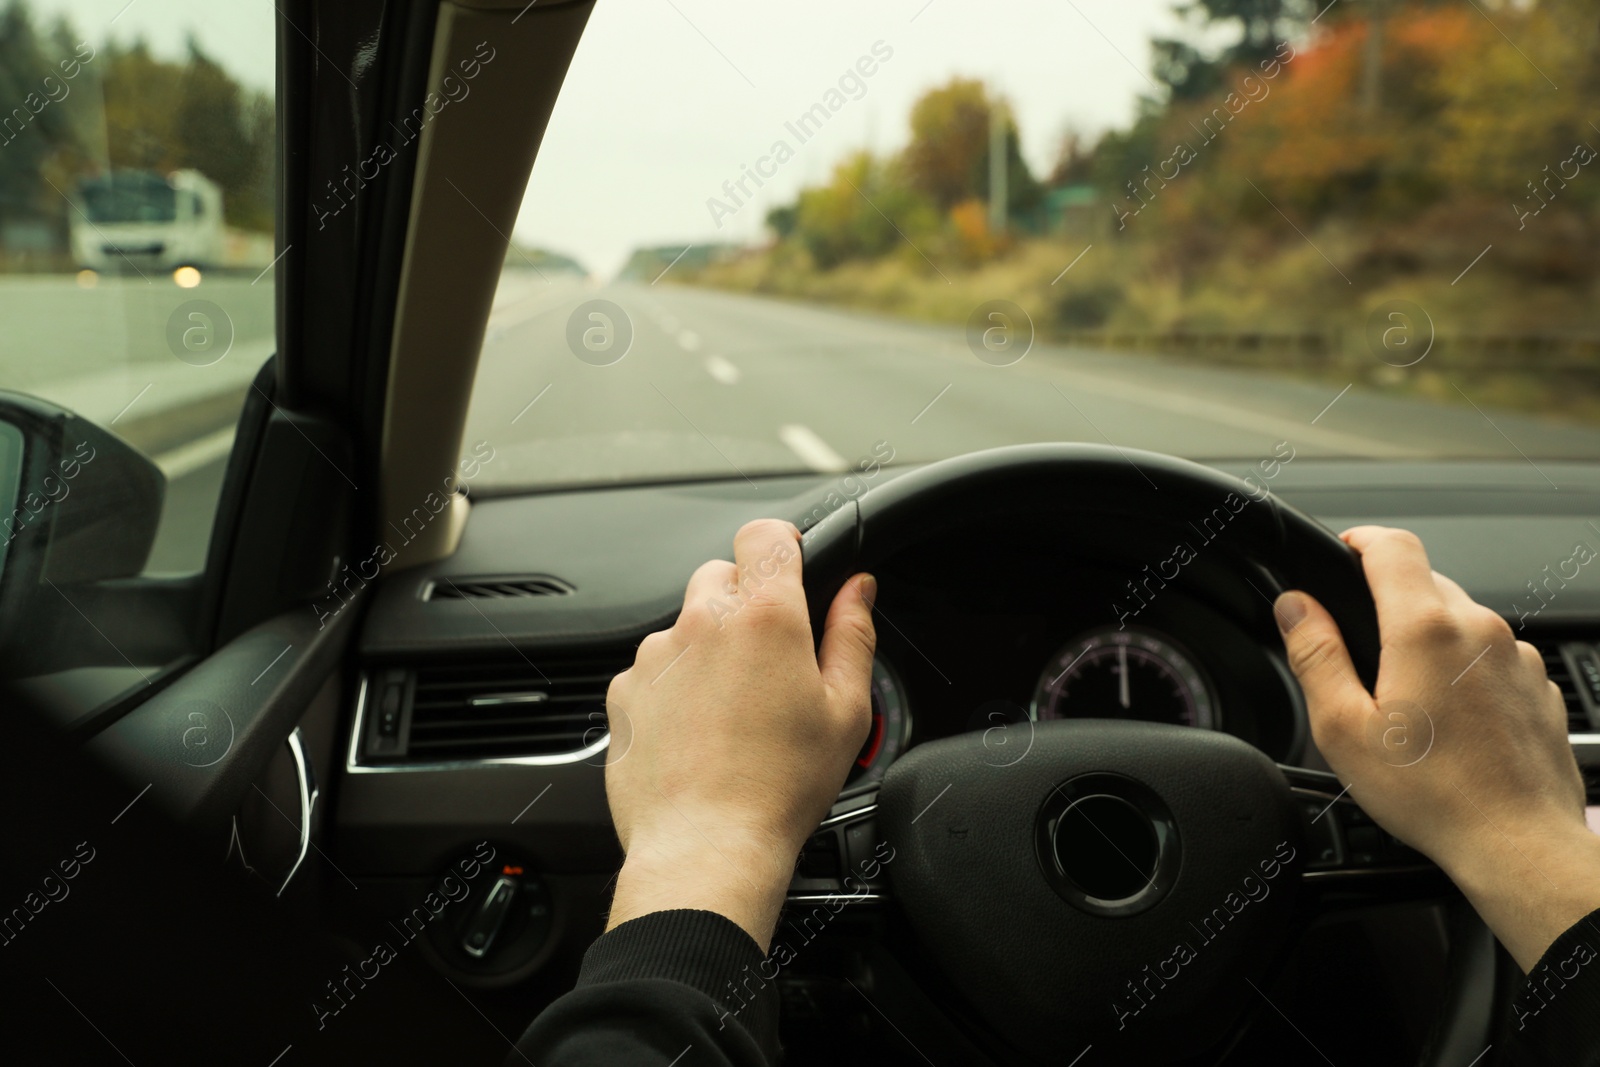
{"left": 849, "top": 624, "right": 1233, "bottom": 792}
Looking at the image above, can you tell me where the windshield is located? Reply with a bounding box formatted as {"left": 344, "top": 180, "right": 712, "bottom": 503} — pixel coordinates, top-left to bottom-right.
{"left": 80, "top": 173, "right": 178, "bottom": 224}
{"left": 0, "top": 1, "right": 276, "bottom": 574}
{"left": 465, "top": 0, "right": 1600, "bottom": 491}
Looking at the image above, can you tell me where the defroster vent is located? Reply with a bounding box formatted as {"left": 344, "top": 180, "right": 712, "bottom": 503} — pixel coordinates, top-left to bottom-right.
{"left": 424, "top": 575, "right": 576, "bottom": 601}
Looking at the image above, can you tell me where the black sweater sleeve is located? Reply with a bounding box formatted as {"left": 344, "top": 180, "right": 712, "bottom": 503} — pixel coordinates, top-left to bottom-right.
{"left": 511, "top": 905, "right": 1600, "bottom": 1064}
{"left": 1504, "top": 907, "right": 1600, "bottom": 1065}
{"left": 508, "top": 909, "right": 779, "bottom": 1066}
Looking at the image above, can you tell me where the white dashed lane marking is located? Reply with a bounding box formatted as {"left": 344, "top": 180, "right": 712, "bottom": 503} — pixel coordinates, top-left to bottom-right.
{"left": 778, "top": 424, "right": 848, "bottom": 472}
{"left": 704, "top": 356, "right": 741, "bottom": 384}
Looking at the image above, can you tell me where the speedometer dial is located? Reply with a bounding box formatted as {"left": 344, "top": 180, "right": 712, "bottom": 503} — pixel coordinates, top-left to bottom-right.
{"left": 1032, "top": 628, "right": 1216, "bottom": 729}
{"left": 846, "top": 657, "right": 909, "bottom": 788}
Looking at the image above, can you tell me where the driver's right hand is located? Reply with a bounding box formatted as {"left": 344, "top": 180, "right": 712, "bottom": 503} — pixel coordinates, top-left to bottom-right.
{"left": 1276, "top": 524, "right": 1600, "bottom": 971}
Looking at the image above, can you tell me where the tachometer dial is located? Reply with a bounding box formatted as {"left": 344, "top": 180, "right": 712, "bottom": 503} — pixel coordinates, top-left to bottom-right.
{"left": 846, "top": 658, "right": 909, "bottom": 787}
{"left": 1032, "top": 628, "right": 1216, "bottom": 729}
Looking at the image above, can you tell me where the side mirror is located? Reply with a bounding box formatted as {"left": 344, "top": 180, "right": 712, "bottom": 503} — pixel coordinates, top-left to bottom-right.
{"left": 0, "top": 391, "right": 166, "bottom": 674}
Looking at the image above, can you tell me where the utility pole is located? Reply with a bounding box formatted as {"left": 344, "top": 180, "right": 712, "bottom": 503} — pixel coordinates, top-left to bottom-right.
{"left": 989, "top": 95, "right": 1008, "bottom": 236}
{"left": 1361, "top": 0, "right": 1385, "bottom": 115}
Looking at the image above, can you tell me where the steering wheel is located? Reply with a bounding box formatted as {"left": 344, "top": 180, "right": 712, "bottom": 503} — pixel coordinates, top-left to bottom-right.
{"left": 799, "top": 444, "right": 1473, "bottom": 1064}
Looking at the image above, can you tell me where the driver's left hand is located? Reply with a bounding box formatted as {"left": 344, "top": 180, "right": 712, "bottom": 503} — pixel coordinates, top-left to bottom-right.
{"left": 602, "top": 518, "right": 877, "bottom": 950}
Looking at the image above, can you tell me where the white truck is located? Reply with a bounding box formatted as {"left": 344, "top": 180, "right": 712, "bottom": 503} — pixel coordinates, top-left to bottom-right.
{"left": 70, "top": 169, "right": 226, "bottom": 272}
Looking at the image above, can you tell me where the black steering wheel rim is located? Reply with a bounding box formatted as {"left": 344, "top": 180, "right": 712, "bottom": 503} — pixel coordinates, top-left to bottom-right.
{"left": 794, "top": 444, "right": 1474, "bottom": 1064}
{"left": 801, "top": 442, "right": 1381, "bottom": 689}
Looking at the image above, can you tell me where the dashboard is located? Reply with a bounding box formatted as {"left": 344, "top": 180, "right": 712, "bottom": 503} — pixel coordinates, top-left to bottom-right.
{"left": 852, "top": 616, "right": 1259, "bottom": 792}
{"left": 839, "top": 546, "right": 1306, "bottom": 793}
{"left": 334, "top": 458, "right": 1600, "bottom": 989}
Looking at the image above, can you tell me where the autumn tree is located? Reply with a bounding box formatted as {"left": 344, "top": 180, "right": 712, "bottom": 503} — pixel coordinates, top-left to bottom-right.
{"left": 1153, "top": 0, "right": 1318, "bottom": 99}
{"left": 788, "top": 151, "right": 937, "bottom": 269}
{"left": 171, "top": 37, "right": 273, "bottom": 230}
{"left": 0, "top": 1, "right": 78, "bottom": 229}
{"left": 900, "top": 77, "right": 1040, "bottom": 221}
{"left": 0, "top": 1, "right": 274, "bottom": 256}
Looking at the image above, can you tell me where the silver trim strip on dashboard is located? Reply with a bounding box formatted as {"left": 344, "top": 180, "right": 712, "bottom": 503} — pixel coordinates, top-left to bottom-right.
{"left": 345, "top": 671, "right": 611, "bottom": 774}
{"left": 818, "top": 803, "right": 877, "bottom": 830}
{"left": 340, "top": 670, "right": 1600, "bottom": 776}
{"left": 345, "top": 673, "right": 370, "bottom": 772}
{"left": 1302, "top": 865, "right": 1438, "bottom": 882}
{"left": 469, "top": 692, "right": 549, "bottom": 707}
{"left": 1571, "top": 734, "right": 1600, "bottom": 767}
{"left": 279, "top": 727, "right": 319, "bottom": 897}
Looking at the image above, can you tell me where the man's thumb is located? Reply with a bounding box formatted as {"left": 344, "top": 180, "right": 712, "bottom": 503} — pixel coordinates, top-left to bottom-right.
{"left": 1275, "top": 590, "right": 1369, "bottom": 725}
{"left": 819, "top": 573, "right": 878, "bottom": 723}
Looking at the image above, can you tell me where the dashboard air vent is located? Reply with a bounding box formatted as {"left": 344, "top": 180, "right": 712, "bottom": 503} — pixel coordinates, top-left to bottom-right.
{"left": 375, "top": 650, "right": 632, "bottom": 762}
{"left": 425, "top": 575, "right": 575, "bottom": 601}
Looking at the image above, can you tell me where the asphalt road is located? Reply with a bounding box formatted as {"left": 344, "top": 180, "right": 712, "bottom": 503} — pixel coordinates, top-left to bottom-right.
{"left": 11, "top": 271, "right": 1600, "bottom": 575}
{"left": 0, "top": 273, "right": 275, "bottom": 392}
{"left": 0, "top": 272, "right": 275, "bottom": 574}
{"left": 465, "top": 278, "right": 1600, "bottom": 490}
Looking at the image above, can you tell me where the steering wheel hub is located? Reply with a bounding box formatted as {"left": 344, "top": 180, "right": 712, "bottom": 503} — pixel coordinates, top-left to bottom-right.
{"left": 878, "top": 720, "right": 1303, "bottom": 1062}
{"left": 1037, "top": 772, "right": 1179, "bottom": 917}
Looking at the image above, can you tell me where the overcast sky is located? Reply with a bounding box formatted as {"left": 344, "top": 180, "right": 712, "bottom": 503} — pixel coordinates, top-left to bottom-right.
{"left": 33, "top": 0, "right": 1204, "bottom": 277}
{"left": 527, "top": 0, "right": 1199, "bottom": 276}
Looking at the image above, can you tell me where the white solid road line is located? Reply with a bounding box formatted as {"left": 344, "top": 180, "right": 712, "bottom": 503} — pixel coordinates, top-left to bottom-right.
{"left": 778, "top": 424, "right": 849, "bottom": 472}
{"left": 704, "top": 356, "right": 741, "bottom": 384}
{"left": 677, "top": 329, "right": 702, "bottom": 352}
{"left": 152, "top": 426, "right": 237, "bottom": 479}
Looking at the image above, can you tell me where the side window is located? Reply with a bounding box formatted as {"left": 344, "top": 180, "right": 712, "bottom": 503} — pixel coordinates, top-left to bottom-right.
{"left": 0, "top": 2, "right": 276, "bottom": 574}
